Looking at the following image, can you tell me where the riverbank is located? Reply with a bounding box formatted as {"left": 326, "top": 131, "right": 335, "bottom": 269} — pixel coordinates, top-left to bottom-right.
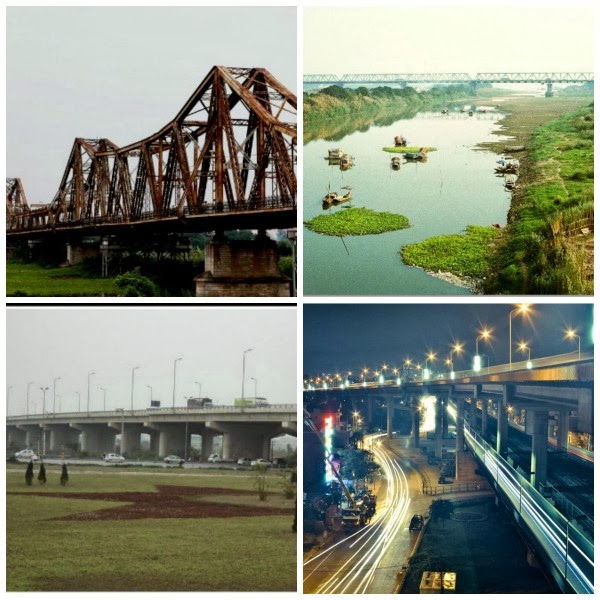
{"left": 400, "top": 94, "right": 593, "bottom": 294}
{"left": 480, "top": 95, "right": 593, "bottom": 294}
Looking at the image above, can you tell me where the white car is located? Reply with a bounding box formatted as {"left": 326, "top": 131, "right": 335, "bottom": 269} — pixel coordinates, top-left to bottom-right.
{"left": 207, "top": 454, "right": 222, "bottom": 463}
{"left": 164, "top": 455, "right": 185, "bottom": 465}
{"left": 15, "top": 449, "right": 39, "bottom": 461}
{"left": 250, "top": 458, "right": 271, "bottom": 468}
{"left": 103, "top": 453, "right": 125, "bottom": 463}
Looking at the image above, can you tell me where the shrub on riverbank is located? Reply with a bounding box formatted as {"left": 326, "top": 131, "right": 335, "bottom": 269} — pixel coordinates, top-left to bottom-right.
{"left": 400, "top": 225, "right": 500, "bottom": 279}
{"left": 304, "top": 207, "right": 410, "bottom": 236}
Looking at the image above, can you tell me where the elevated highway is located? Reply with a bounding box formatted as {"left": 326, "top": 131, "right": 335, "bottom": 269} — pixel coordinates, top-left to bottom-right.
{"left": 7, "top": 404, "right": 297, "bottom": 460}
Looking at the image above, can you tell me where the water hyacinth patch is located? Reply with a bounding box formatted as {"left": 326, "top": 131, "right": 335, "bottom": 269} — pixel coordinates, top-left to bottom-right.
{"left": 304, "top": 207, "right": 410, "bottom": 236}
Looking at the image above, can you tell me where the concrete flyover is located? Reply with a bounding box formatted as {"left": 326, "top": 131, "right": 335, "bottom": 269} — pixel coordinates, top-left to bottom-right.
{"left": 7, "top": 404, "right": 297, "bottom": 459}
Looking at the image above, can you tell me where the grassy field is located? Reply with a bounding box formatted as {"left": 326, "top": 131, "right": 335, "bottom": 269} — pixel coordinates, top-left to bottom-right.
{"left": 6, "top": 261, "right": 120, "bottom": 297}
{"left": 6, "top": 466, "right": 296, "bottom": 591}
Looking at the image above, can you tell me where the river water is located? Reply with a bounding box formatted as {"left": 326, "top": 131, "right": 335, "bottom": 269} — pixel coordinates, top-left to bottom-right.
{"left": 303, "top": 108, "right": 511, "bottom": 296}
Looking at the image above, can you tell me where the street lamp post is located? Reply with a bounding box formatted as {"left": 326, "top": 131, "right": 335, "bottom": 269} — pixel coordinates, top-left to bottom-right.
{"left": 53, "top": 377, "right": 61, "bottom": 414}
{"left": 131, "top": 365, "right": 139, "bottom": 411}
{"left": 509, "top": 305, "right": 530, "bottom": 370}
{"left": 87, "top": 371, "right": 95, "bottom": 414}
{"left": 195, "top": 381, "right": 202, "bottom": 398}
{"left": 76, "top": 391, "right": 81, "bottom": 413}
{"left": 424, "top": 352, "right": 435, "bottom": 380}
{"left": 448, "top": 343, "right": 462, "bottom": 378}
{"left": 40, "top": 386, "right": 49, "bottom": 455}
{"left": 101, "top": 387, "right": 107, "bottom": 411}
{"left": 26, "top": 381, "right": 33, "bottom": 416}
{"left": 565, "top": 329, "right": 581, "bottom": 360}
{"left": 518, "top": 342, "right": 532, "bottom": 369}
{"left": 146, "top": 384, "right": 153, "bottom": 405}
{"left": 474, "top": 329, "right": 491, "bottom": 372}
{"left": 173, "top": 357, "right": 182, "bottom": 409}
{"left": 241, "top": 348, "right": 253, "bottom": 401}
{"left": 250, "top": 376, "right": 258, "bottom": 400}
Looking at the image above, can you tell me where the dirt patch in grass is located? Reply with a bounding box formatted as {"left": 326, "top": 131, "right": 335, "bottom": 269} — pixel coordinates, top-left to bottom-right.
{"left": 8, "top": 485, "right": 294, "bottom": 521}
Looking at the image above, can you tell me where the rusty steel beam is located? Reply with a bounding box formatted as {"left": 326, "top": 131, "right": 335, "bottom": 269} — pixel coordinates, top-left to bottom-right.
{"left": 7, "top": 66, "right": 296, "bottom": 234}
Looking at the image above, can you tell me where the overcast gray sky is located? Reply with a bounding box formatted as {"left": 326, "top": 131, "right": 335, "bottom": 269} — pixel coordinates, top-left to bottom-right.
{"left": 305, "top": 5, "right": 594, "bottom": 75}
{"left": 6, "top": 307, "right": 296, "bottom": 415}
{"left": 6, "top": 6, "right": 296, "bottom": 205}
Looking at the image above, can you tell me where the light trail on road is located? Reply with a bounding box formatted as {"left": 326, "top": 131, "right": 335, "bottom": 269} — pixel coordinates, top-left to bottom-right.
{"left": 303, "top": 434, "right": 413, "bottom": 594}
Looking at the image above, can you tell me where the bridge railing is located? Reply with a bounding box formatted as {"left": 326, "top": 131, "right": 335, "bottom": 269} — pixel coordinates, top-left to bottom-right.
{"left": 304, "top": 351, "right": 592, "bottom": 391}
{"left": 9, "top": 195, "right": 296, "bottom": 233}
{"left": 6, "top": 404, "right": 298, "bottom": 421}
{"left": 464, "top": 423, "right": 594, "bottom": 593}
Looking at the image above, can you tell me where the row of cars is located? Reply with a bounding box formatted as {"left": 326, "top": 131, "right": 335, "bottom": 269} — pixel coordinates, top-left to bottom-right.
{"left": 13, "top": 449, "right": 283, "bottom": 468}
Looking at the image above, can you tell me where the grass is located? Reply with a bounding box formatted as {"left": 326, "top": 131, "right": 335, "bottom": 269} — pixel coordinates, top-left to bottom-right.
{"left": 400, "top": 225, "right": 501, "bottom": 278}
{"left": 7, "top": 261, "right": 120, "bottom": 297}
{"left": 6, "top": 467, "right": 296, "bottom": 591}
{"left": 304, "top": 207, "right": 410, "bottom": 236}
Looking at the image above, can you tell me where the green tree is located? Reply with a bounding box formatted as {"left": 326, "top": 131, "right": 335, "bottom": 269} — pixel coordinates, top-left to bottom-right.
{"left": 115, "top": 267, "right": 159, "bottom": 297}
{"left": 339, "top": 448, "right": 378, "bottom": 481}
{"left": 431, "top": 499, "right": 454, "bottom": 529}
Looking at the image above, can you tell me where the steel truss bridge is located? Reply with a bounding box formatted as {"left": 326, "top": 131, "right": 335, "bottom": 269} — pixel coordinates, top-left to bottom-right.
{"left": 303, "top": 71, "right": 594, "bottom": 86}
{"left": 7, "top": 66, "right": 297, "bottom": 238}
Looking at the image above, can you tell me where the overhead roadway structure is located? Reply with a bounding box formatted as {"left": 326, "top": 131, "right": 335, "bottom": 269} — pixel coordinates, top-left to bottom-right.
{"left": 7, "top": 66, "right": 297, "bottom": 237}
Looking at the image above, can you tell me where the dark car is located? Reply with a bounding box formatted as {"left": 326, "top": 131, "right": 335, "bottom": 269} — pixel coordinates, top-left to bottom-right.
{"left": 409, "top": 514, "right": 424, "bottom": 530}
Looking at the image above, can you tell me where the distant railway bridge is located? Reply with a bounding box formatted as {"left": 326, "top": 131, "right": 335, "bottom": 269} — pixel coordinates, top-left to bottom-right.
{"left": 303, "top": 71, "right": 594, "bottom": 96}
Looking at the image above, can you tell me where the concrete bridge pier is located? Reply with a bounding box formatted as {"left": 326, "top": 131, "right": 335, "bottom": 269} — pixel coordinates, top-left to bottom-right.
{"left": 387, "top": 400, "right": 394, "bottom": 439}
{"left": 151, "top": 424, "right": 185, "bottom": 457}
{"left": 545, "top": 82, "right": 554, "bottom": 97}
{"left": 481, "top": 398, "right": 489, "bottom": 438}
{"left": 527, "top": 409, "right": 549, "bottom": 489}
{"left": 195, "top": 232, "right": 291, "bottom": 297}
{"left": 199, "top": 429, "right": 217, "bottom": 460}
{"left": 7, "top": 427, "right": 27, "bottom": 449}
{"left": 66, "top": 238, "right": 101, "bottom": 266}
{"left": 435, "top": 397, "right": 443, "bottom": 459}
{"left": 471, "top": 384, "right": 482, "bottom": 425}
{"left": 454, "top": 394, "right": 465, "bottom": 481}
{"left": 205, "top": 422, "right": 281, "bottom": 460}
{"left": 48, "top": 424, "right": 81, "bottom": 453}
{"left": 497, "top": 385, "right": 514, "bottom": 459}
{"left": 411, "top": 396, "right": 420, "bottom": 448}
{"left": 79, "top": 424, "right": 116, "bottom": 455}
{"left": 555, "top": 409, "right": 569, "bottom": 451}
{"left": 120, "top": 424, "right": 144, "bottom": 455}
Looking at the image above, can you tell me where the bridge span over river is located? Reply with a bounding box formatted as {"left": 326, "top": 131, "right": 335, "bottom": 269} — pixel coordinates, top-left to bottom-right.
{"left": 303, "top": 71, "right": 594, "bottom": 96}
{"left": 7, "top": 404, "right": 297, "bottom": 461}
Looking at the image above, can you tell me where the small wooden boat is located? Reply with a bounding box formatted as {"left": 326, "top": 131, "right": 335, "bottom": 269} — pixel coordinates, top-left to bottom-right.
{"left": 323, "top": 185, "right": 353, "bottom": 207}
{"left": 328, "top": 148, "right": 344, "bottom": 159}
{"left": 340, "top": 155, "right": 354, "bottom": 170}
{"left": 504, "top": 174, "right": 517, "bottom": 189}
{"left": 391, "top": 156, "right": 402, "bottom": 169}
{"left": 495, "top": 158, "right": 520, "bottom": 174}
{"left": 404, "top": 147, "right": 428, "bottom": 161}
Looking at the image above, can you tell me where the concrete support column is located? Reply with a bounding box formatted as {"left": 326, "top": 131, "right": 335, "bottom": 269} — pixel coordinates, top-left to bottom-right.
{"left": 7, "top": 427, "right": 27, "bottom": 448}
{"left": 455, "top": 396, "right": 465, "bottom": 457}
{"left": 471, "top": 384, "right": 481, "bottom": 426}
{"left": 158, "top": 426, "right": 184, "bottom": 457}
{"left": 435, "top": 396, "right": 443, "bottom": 459}
{"left": 441, "top": 396, "right": 449, "bottom": 438}
{"left": 556, "top": 410, "right": 569, "bottom": 451}
{"left": 481, "top": 399, "right": 489, "bottom": 437}
{"left": 411, "top": 397, "right": 420, "bottom": 448}
{"left": 529, "top": 410, "right": 549, "bottom": 489}
{"left": 48, "top": 425, "right": 80, "bottom": 452}
{"left": 497, "top": 385, "right": 513, "bottom": 459}
{"left": 200, "top": 430, "right": 216, "bottom": 460}
{"left": 121, "top": 424, "right": 143, "bottom": 455}
{"left": 149, "top": 432, "right": 160, "bottom": 455}
{"left": 66, "top": 240, "right": 100, "bottom": 266}
{"left": 80, "top": 425, "right": 116, "bottom": 455}
{"left": 386, "top": 401, "right": 394, "bottom": 439}
{"left": 22, "top": 427, "right": 43, "bottom": 452}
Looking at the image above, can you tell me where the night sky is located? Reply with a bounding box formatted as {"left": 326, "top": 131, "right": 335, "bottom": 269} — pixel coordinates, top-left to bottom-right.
{"left": 303, "top": 303, "right": 593, "bottom": 377}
